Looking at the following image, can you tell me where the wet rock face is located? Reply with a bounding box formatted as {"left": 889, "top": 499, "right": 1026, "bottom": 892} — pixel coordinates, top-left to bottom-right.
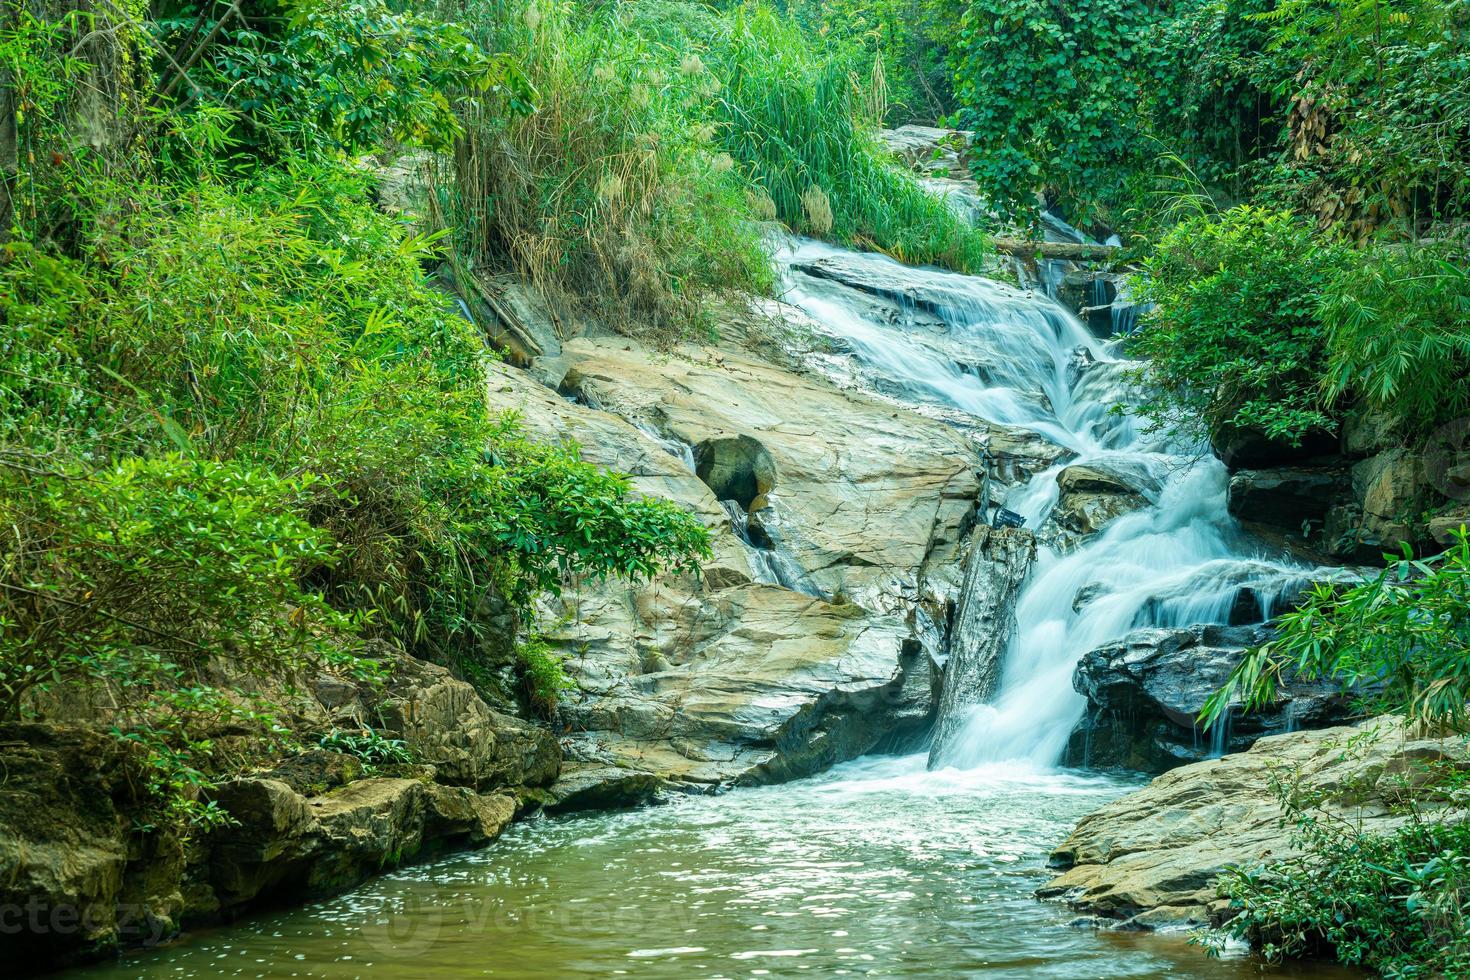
{"left": 1064, "top": 624, "right": 1363, "bottom": 772}
{"left": 487, "top": 333, "right": 981, "bottom": 796}
{"left": 928, "top": 526, "right": 1037, "bottom": 767}
{"left": 1041, "top": 717, "right": 1468, "bottom": 932}
{"left": 1053, "top": 460, "right": 1159, "bottom": 536}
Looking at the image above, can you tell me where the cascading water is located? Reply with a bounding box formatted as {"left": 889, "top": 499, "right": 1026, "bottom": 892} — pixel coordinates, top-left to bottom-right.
{"left": 776, "top": 237, "right": 1325, "bottom": 769}
{"left": 68, "top": 239, "right": 1365, "bottom": 980}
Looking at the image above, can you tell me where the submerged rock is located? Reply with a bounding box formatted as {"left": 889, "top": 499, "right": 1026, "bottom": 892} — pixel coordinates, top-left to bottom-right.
{"left": 1041, "top": 717, "right": 1468, "bottom": 931}
{"left": 928, "top": 525, "right": 1036, "bottom": 767}
{"left": 1064, "top": 623, "right": 1361, "bottom": 772}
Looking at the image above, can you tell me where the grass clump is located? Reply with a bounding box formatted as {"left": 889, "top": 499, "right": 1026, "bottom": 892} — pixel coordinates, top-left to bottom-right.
{"left": 710, "top": 5, "right": 990, "bottom": 272}
{"left": 443, "top": 0, "right": 773, "bottom": 341}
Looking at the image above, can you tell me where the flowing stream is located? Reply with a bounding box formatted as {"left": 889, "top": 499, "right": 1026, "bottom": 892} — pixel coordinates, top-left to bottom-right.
{"left": 64, "top": 241, "right": 1357, "bottom": 979}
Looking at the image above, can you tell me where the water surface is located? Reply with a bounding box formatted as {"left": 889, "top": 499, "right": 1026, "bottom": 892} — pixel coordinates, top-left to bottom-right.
{"left": 71, "top": 755, "right": 1355, "bottom": 979}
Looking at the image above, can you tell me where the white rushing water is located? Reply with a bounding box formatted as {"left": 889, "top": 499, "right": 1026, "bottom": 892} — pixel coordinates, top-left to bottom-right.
{"left": 776, "top": 238, "right": 1321, "bottom": 768}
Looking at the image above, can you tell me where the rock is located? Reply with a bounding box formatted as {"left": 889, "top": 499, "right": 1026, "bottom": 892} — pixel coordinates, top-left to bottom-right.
{"left": 1227, "top": 465, "right": 1351, "bottom": 535}
{"left": 205, "top": 776, "right": 514, "bottom": 913}
{"left": 370, "top": 655, "right": 560, "bottom": 791}
{"left": 0, "top": 725, "right": 185, "bottom": 972}
{"left": 543, "top": 763, "right": 668, "bottom": 814}
{"left": 262, "top": 750, "right": 363, "bottom": 796}
{"left": 1211, "top": 422, "right": 1338, "bottom": 470}
{"left": 876, "top": 125, "right": 973, "bottom": 177}
{"left": 1428, "top": 505, "right": 1470, "bottom": 545}
{"left": 481, "top": 333, "right": 979, "bottom": 788}
{"left": 1340, "top": 409, "right": 1399, "bottom": 456}
{"left": 928, "top": 526, "right": 1036, "bottom": 767}
{"left": 423, "top": 785, "right": 517, "bottom": 847}
{"left": 1351, "top": 449, "right": 1428, "bottom": 554}
{"left": 1063, "top": 624, "right": 1363, "bottom": 772}
{"left": 1041, "top": 717, "right": 1469, "bottom": 929}
{"left": 1053, "top": 459, "right": 1160, "bottom": 536}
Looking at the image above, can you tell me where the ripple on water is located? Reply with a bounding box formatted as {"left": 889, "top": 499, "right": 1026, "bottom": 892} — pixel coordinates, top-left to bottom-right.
{"left": 60, "top": 754, "right": 1359, "bottom": 980}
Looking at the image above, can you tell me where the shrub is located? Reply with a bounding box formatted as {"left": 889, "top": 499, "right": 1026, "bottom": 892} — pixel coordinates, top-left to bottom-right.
{"left": 1319, "top": 240, "right": 1470, "bottom": 436}
{"left": 1202, "top": 734, "right": 1470, "bottom": 977}
{"left": 1129, "top": 206, "right": 1350, "bottom": 446}
{"left": 711, "top": 5, "right": 990, "bottom": 271}
{"left": 443, "top": 0, "right": 772, "bottom": 340}
{"left": 1204, "top": 530, "right": 1470, "bottom": 733}
{"left": 1, "top": 159, "right": 711, "bottom": 823}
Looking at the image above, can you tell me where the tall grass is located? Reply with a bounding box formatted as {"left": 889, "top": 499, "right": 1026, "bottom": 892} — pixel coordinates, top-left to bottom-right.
{"left": 442, "top": 0, "right": 772, "bottom": 341}
{"left": 710, "top": 5, "right": 990, "bottom": 272}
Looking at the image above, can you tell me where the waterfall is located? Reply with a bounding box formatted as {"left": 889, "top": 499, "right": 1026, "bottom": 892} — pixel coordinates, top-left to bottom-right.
{"left": 776, "top": 238, "right": 1323, "bottom": 769}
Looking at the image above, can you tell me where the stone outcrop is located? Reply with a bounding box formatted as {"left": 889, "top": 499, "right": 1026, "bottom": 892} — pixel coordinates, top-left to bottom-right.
{"left": 370, "top": 655, "right": 560, "bottom": 791}
{"left": 1053, "top": 459, "right": 1160, "bottom": 536}
{"left": 1041, "top": 717, "right": 1468, "bottom": 931}
{"left": 928, "top": 525, "right": 1036, "bottom": 766}
{"left": 0, "top": 646, "right": 559, "bottom": 973}
{"left": 481, "top": 333, "right": 981, "bottom": 796}
{"left": 0, "top": 725, "right": 186, "bottom": 971}
{"left": 1063, "top": 624, "right": 1363, "bottom": 772}
{"left": 1227, "top": 465, "right": 1351, "bottom": 539}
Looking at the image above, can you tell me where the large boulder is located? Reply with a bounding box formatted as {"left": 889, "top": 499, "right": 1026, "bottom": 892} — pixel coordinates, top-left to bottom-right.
{"left": 1041, "top": 717, "right": 1468, "bottom": 931}
{"left": 199, "top": 775, "right": 516, "bottom": 914}
{"left": 482, "top": 334, "right": 980, "bottom": 795}
{"left": 1227, "top": 465, "right": 1351, "bottom": 537}
{"left": 370, "top": 655, "right": 560, "bottom": 791}
{"left": 1065, "top": 624, "right": 1363, "bottom": 772}
{"left": 0, "top": 725, "right": 185, "bottom": 972}
{"left": 1053, "top": 459, "right": 1161, "bottom": 536}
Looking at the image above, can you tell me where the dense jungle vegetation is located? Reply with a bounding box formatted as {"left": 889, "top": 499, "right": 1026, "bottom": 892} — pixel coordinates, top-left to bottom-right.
{"left": 4, "top": 0, "right": 1470, "bottom": 973}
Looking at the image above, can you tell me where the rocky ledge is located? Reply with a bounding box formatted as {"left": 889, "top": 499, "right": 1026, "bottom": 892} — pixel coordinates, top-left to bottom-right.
{"left": 1041, "top": 717, "right": 1469, "bottom": 932}
{"left": 1063, "top": 623, "right": 1365, "bottom": 772}
{"left": 0, "top": 653, "right": 558, "bottom": 972}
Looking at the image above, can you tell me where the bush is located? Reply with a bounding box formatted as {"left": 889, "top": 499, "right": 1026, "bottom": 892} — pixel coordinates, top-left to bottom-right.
{"left": 1204, "top": 734, "right": 1470, "bottom": 977}
{"left": 1, "top": 160, "right": 711, "bottom": 823}
{"left": 443, "top": 0, "right": 772, "bottom": 340}
{"left": 1129, "top": 206, "right": 1350, "bottom": 446}
{"left": 1205, "top": 530, "right": 1470, "bottom": 733}
{"left": 1319, "top": 240, "right": 1470, "bottom": 436}
{"left": 711, "top": 5, "right": 990, "bottom": 271}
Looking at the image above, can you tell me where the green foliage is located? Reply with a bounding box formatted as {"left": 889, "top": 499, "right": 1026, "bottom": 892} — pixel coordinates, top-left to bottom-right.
{"left": 1204, "top": 529, "right": 1470, "bottom": 733}
{"left": 319, "top": 728, "right": 414, "bottom": 767}
{"left": 444, "top": 0, "right": 772, "bottom": 340}
{"left": 1129, "top": 206, "right": 1349, "bottom": 445}
{"left": 513, "top": 634, "right": 573, "bottom": 716}
{"left": 946, "top": 0, "right": 1155, "bottom": 226}
{"left": 712, "top": 5, "right": 989, "bottom": 271}
{"left": 1200, "top": 734, "right": 1470, "bottom": 977}
{"left": 1319, "top": 240, "right": 1470, "bottom": 435}
{"left": 1247, "top": 0, "right": 1470, "bottom": 236}
{"left": 1, "top": 159, "right": 710, "bottom": 822}
{"left": 0, "top": 458, "right": 353, "bottom": 718}
{"left": 157, "top": 0, "right": 530, "bottom": 158}
{"left": 785, "top": 0, "right": 953, "bottom": 125}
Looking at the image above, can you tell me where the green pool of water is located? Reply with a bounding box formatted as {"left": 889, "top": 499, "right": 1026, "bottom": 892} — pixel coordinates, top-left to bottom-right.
{"left": 66, "top": 755, "right": 1358, "bottom": 979}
